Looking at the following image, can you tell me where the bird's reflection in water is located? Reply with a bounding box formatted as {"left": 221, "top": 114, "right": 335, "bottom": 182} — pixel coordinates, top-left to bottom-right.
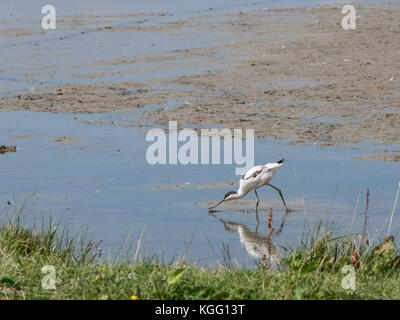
{"left": 209, "top": 212, "right": 281, "bottom": 268}
{"left": 210, "top": 207, "right": 291, "bottom": 235}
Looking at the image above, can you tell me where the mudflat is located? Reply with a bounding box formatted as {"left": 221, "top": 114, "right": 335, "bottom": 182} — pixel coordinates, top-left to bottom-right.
{"left": 1, "top": 2, "right": 399, "bottom": 149}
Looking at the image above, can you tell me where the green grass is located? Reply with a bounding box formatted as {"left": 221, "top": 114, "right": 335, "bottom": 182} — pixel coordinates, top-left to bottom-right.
{"left": 1, "top": 207, "right": 400, "bottom": 300}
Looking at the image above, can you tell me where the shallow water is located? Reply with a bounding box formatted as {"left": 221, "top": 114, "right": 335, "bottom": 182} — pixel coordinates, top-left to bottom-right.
{"left": 0, "top": 111, "right": 399, "bottom": 266}
{"left": 1, "top": 0, "right": 398, "bottom": 267}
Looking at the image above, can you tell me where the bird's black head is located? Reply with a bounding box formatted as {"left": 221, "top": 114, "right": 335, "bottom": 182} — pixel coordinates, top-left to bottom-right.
{"left": 276, "top": 159, "right": 285, "bottom": 164}
{"left": 224, "top": 191, "right": 237, "bottom": 199}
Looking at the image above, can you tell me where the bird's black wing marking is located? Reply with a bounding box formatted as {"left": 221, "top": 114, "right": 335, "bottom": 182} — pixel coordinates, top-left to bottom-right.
{"left": 241, "top": 167, "right": 264, "bottom": 180}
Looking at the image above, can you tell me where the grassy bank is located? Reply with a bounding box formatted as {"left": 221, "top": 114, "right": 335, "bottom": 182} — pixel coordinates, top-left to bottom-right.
{"left": 1, "top": 209, "right": 400, "bottom": 300}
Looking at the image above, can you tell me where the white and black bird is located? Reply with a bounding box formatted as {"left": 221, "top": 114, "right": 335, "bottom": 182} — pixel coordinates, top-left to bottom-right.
{"left": 209, "top": 159, "right": 291, "bottom": 212}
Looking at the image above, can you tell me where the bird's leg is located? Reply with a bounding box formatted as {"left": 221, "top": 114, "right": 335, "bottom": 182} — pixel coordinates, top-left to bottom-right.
{"left": 267, "top": 183, "right": 293, "bottom": 212}
{"left": 254, "top": 189, "right": 260, "bottom": 212}
{"left": 254, "top": 189, "right": 260, "bottom": 232}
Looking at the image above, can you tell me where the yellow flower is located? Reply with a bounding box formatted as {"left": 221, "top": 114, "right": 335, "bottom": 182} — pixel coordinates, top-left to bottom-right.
{"left": 101, "top": 267, "right": 106, "bottom": 272}
{"left": 130, "top": 295, "right": 138, "bottom": 300}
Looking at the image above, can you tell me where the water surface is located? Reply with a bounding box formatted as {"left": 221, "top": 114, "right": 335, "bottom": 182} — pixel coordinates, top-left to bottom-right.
{"left": 0, "top": 111, "right": 399, "bottom": 266}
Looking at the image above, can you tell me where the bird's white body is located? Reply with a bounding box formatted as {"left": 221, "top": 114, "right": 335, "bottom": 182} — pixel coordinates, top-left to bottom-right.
{"left": 209, "top": 159, "right": 290, "bottom": 210}
{"left": 228, "top": 161, "right": 284, "bottom": 200}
